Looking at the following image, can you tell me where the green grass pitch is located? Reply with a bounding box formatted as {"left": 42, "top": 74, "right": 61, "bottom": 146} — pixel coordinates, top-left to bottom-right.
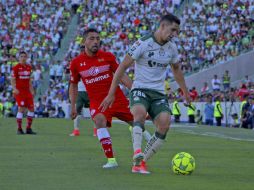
{"left": 0, "top": 118, "right": 254, "bottom": 190}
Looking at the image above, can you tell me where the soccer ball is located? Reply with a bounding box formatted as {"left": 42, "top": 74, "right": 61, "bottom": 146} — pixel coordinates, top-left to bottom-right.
{"left": 171, "top": 152, "right": 195, "bottom": 175}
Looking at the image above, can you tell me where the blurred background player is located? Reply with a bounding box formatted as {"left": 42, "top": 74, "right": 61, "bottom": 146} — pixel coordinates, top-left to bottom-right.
{"left": 11, "top": 51, "right": 36, "bottom": 135}
{"left": 69, "top": 28, "right": 151, "bottom": 169}
{"left": 100, "top": 14, "right": 191, "bottom": 174}
{"left": 69, "top": 80, "right": 97, "bottom": 137}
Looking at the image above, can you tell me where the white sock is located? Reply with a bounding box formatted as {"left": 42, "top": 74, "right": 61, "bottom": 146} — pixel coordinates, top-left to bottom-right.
{"left": 74, "top": 115, "right": 82, "bottom": 130}
{"left": 143, "top": 130, "right": 152, "bottom": 142}
{"left": 27, "top": 111, "right": 34, "bottom": 117}
{"left": 16, "top": 112, "right": 23, "bottom": 119}
{"left": 132, "top": 126, "right": 143, "bottom": 152}
{"left": 143, "top": 132, "right": 165, "bottom": 162}
{"left": 97, "top": 128, "right": 110, "bottom": 140}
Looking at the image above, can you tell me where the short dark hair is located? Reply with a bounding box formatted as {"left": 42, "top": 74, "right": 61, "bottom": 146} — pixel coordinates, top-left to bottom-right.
{"left": 19, "top": 51, "right": 27, "bottom": 56}
{"left": 160, "top": 14, "right": 180, "bottom": 25}
{"left": 84, "top": 28, "right": 99, "bottom": 38}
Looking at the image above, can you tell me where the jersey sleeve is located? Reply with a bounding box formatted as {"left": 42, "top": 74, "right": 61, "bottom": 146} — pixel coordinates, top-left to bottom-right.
{"left": 127, "top": 39, "right": 144, "bottom": 60}
{"left": 69, "top": 59, "right": 80, "bottom": 84}
{"left": 11, "top": 65, "right": 18, "bottom": 78}
{"left": 107, "top": 52, "right": 119, "bottom": 72}
{"left": 29, "top": 65, "right": 33, "bottom": 78}
{"left": 171, "top": 43, "right": 180, "bottom": 64}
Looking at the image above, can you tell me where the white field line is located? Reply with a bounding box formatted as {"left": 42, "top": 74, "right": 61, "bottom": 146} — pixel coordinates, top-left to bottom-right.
{"left": 112, "top": 120, "right": 197, "bottom": 128}
{"left": 177, "top": 129, "right": 254, "bottom": 142}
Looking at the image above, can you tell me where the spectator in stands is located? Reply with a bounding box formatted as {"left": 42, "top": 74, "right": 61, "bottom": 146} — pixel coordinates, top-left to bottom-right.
{"left": 237, "top": 84, "right": 249, "bottom": 101}
{"left": 243, "top": 75, "right": 252, "bottom": 87}
{"left": 189, "top": 86, "right": 198, "bottom": 101}
{"left": 71, "top": 0, "right": 81, "bottom": 14}
{"left": 222, "top": 70, "right": 231, "bottom": 91}
{"left": 211, "top": 74, "right": 221, "bottom": 91}
{"left": 201, "top": 82, "right": 210, "bottom": 95}
{"left": 204, "top": 94, "right": 214, "bottom": 126}
{"left": 241, "top": 96, "right": 254, "bottom": 129}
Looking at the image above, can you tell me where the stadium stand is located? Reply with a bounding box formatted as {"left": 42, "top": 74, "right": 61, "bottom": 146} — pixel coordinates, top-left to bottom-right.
{"left": 0, "top": 0, "right": 253, "bottom": 125}
{"left": 0, "top": 0, "right": 71, "bottom": 117}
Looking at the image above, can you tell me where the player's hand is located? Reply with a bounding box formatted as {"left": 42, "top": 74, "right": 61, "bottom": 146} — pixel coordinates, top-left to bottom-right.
{"left": 12, "top": 88, "right": 19, "bottom": 95}
{"left": 71, "top": 108, "right": 77, "bottom": 120}
{"left": 99, "top": 94, "right": 115, "bottom": 112}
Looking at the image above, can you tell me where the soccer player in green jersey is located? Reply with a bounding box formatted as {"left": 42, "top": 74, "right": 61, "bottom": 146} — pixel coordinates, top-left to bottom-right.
{"left": 100, "top": 14, "right": 191, "bottom": 174}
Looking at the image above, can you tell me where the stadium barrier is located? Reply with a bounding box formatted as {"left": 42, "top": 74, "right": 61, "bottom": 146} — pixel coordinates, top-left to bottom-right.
{"left": 62, "top": 102, "right": 241, "bottom": 125}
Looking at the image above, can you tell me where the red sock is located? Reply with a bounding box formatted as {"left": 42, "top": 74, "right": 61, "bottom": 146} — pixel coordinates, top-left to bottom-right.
{"left": 17, "top": 118, "right": 22, "bottom": 129}
{"left": 100, "top": 137, "right": 114, "bottom": 158}
{"left": 26, "top": 116, "right": 33, "bottom": 129}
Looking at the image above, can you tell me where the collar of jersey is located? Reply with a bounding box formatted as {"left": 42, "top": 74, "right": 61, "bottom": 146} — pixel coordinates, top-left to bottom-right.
{"left": 152, "top": 33, "right": 168, "bottom": 46}
{"left": 82, "top": 50, "right": 100, "bottom": 58}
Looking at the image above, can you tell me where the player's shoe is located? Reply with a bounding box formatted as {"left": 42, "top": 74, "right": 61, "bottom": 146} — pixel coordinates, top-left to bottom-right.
{"left": 69, "top": 129, "right": 80, "bottom": 136}
{"left": 132, "top": 160, "right": 150, "bottom": 174}
{"left": 102, "top": 158, "right": 118, "bottom": 169}
{"left": 133, "top": 149, "right": 144, "bottom": 166}
{"left": 93, "top": 127, "right": 97, "bottom": 137}
{"left": 17, "top": 128, "right": 24, "bottom": 135}
{"left": 26, "top": 128, "right": 37, "bottom": 135}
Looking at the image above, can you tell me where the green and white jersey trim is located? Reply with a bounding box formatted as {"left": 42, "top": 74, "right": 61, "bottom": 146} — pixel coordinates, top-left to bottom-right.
{"left": 128, "top": 33, "right": 179, "bottom": 94}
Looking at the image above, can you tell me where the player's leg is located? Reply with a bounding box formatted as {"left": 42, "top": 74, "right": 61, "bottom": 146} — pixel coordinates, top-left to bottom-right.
{"left": 15, "top": 95, "right": 26, "bottom": 134}
{"left": 26, "top": 96, "right": 36, "bottom": 135}
{"left": 70, "top": 92, "right": 83, "bottom": 136}
{"left": 113, "top": 99, "right": 152, "bottom": 143}
{"left": 83, "top": 93, "right": 97, "bottom": 137}
{"left": 93, "top": 112, "right": 118, "bottom": 168}
{"left": 143, "top": 112, "right": 170, "bottom": 162}
{"left": 129, "top": 89, "right": 151, "bottom": 170}
{"left": 141, "top": 93, "right": 171, "bottom": 174}
{"left": 16, "top": 106, "right": 26, "bottom": 134}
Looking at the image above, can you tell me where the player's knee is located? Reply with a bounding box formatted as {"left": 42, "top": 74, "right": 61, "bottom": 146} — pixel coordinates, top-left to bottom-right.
{"left": 132, "top": 110, "right": 146, "bottom": 123}
{"left": 155, "top": 131, "right": 167, "bottom": 140}
{"left": 131, "top": 106, "right": 147, "bottom": 122}
{"left": 94, "top": 114, "right": 106, "bottom": 128}
{"left": 157, "top": 124, "right": 170, "bottom": 134}
{"left": 133, "top": 121, "right": 145, "bottom": 131}
{"left": 18, "top": 107, "right": 26, "bottom": 113}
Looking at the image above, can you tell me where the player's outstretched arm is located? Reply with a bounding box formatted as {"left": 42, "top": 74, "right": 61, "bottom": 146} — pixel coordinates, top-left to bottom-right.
{"left": 171, "top": 63, "right": 191, "bottom": 104}
{"left": 69, "top": 82, "right": 78, "bottom": 119}
{"left": 99, "top": 54, "right": 134, "bottom": 112}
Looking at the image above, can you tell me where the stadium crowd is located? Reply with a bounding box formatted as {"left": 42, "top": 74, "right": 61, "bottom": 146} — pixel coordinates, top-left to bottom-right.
{"left": 0, "top": 0, "right": 72, "bottom": 117}
{"left": 0, "top": 0, "right": 253, "bottom": 128}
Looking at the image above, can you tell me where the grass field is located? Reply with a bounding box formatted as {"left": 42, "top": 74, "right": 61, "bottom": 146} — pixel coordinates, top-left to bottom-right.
{"left": 0, "top": 118, "right": 254, "bottom": 190}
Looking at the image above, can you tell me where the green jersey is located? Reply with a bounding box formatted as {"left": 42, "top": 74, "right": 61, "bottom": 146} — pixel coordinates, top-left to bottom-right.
{"left": 128, "top": 33, "right": 179, "bottom": 94}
